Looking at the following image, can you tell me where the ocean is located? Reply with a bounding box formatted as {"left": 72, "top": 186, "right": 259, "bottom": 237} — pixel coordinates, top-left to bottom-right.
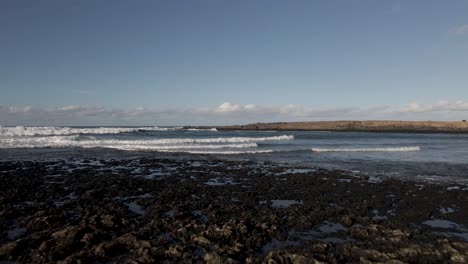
{"left": 1, "top": 126, "right": 468, "bottom": 184}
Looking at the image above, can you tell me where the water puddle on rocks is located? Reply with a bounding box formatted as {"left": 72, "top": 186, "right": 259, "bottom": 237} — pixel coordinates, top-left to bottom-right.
{"left": 192, "top": 210, "right": 208, "bottom": 223}
{"left": 368, "top": 176, "right": 383, "bottom": 183}
{"left": 423, "top": 219, "right": 460, "bottom": 229}
{"left": 142, "top": 172, "right": 163, "bottom": 180}
{"left": 372, "top": 210, "right": 388, "bottom": 221}
{"left": 273, "top": 168, "right": 316, "bottom": 176}
{"left": 435, "top": 232, "right": 468, "bottom": 241}
{"left": 439, "top": 207, "right": 455, "bottom": 214}
{"left": 317, "top": 221, "right": 347, "bottom": 233}
{"left": 140, "top": 168, "right": 176, "bottom": 179}
{"left": 422, "top": 219, "right": 468, "bottom": 242}
{"left": 204, "top": 177, "right": 238, "bottom": 186}
{"left": 261, "top": 238, "right": 301, "bottom": 253}
{"left": 263, "top": 221, "right": 354, "bottom": 253}
{"left": 270, "top": 200, "right": 303, "bottom": 208}
{"left": 7, "top": 227, "right": 27, "bottom": 240}
{"left": 125, "top": 202, "right": 145, "bottom": 216}
{"left": 337, "top": 179, "right": 352, "bottom": 183}
{"left": 165, "top": 209, "right": 176, "bottom": 218}
{"left": 117, "top": 193, "right": 152, "bottom": 200}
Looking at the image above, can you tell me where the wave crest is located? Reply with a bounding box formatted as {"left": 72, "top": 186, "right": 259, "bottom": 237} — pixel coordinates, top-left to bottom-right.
{"left": 311, "top": 146, "right": 421, "bottom": 152}
{"left": 0, "top": 126, "right": 183, "bottom": 136}
{"left": 0, "top": 135, "right": 293, "bottom": 150}
{"left": 158, "top": 150, "right": 274, "bottom": 154}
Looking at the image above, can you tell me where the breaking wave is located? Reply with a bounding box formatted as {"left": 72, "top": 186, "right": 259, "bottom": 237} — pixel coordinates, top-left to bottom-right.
{"left": 57, "top": 135, "right": 294, "bottom": 145}
{"left": 0, "top": 134, "right": 293, "bottom": 152}
{"left": 0, "top": 126, "right": 186, "bottom": 136}
{"left": 186, "top": 128, "right": 218, "bottom": 131}
{"left": 311, "top": 146, "right": 421, "bottom": 152}
{"left": 158, "top": 150, "right": 274, "bottom": 154}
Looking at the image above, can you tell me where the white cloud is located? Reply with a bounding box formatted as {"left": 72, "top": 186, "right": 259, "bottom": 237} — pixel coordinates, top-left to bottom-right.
{"left": 280, "top": 104, "right": 301, "bottom": 115}
{"left": 399, "top": 100, "right": 468, "bottom": 113}
{"left": 244, "top": 104, "right": 257, "bottom": 110}
{"left": 57, "top": 105, "right": 83, "bottom": 112}
{"left": 215, "top": 102, "right": 242, "bottom": 113}
{"left": 399, "top": 102, "right": 424, "bottom": 112}
{"left": 2, "top": 101, "right": 468, "bottom": 126}
{"left": 450, "top": 24, "right": 468, "bottom": 35}
{"left": 213, "top": 102, "right": 264, "bottom": 115}
{"left": 7, "top": 106, "right": 32, "bottom": 113}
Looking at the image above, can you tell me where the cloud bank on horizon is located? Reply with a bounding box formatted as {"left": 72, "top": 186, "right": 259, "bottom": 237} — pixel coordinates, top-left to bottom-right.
{"left": 2, "top": 101, "right": 468, "bottom": 126}
{"left": 451, "top": 24, "right": 468, "bottom": 35}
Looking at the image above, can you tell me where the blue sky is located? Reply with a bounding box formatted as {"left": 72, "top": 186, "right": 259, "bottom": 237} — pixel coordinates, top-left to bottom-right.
{"left": 1, "top": 0, "right": 468, "bottom": 125}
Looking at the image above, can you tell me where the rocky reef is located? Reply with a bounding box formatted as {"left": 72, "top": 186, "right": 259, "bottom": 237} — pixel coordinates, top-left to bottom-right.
{"left": 1, "top": 158, "right": 468, "bottom": 263}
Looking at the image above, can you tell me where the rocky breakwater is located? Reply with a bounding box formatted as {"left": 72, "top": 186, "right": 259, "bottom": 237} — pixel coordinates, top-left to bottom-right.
{"left": 1, "top": 158, "right": 468, "bottom": 263}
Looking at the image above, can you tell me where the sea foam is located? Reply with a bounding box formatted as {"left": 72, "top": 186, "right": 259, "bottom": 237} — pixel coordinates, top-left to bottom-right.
{"left": 311, "top": 146, "right": 421, "bottom": 152}
{"left": 0, "top": 126, "right": 180, "bottom": 136}
{"left": 0, "top": 134, "right": 293, "bottom": 153}
{"left": 159, "top": 150, "right": 274, "bottom": 154}
{"left": 81, "top": 135, "right": 294, "bottom": 144}
{"left": 186, "top": 128, "right": 218, "bottom": 131}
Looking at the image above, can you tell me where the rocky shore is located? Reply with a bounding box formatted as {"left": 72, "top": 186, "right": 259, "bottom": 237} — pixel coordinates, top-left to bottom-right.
{"left": 206, "top": 121, "right": 468, "bottom": 133}
{"left": 1, "top": 157, "right": 468, "bottom": 263}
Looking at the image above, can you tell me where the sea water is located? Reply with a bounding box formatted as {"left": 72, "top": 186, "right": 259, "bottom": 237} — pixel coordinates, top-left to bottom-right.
{"left": 1, "top": 126, "right": 468, "bottom": 183}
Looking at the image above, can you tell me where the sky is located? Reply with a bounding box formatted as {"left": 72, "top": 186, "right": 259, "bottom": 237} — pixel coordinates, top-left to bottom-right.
{"left": 1, "top": 0, "right": 468, "bottom": 126}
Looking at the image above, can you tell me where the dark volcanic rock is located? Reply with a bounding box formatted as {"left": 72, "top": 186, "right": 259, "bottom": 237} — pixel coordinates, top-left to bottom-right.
{"left": 1, "top": 158, "right": 468, "bottom": 263}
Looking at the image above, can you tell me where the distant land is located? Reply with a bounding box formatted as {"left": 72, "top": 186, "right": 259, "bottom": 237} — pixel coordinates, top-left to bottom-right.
{"left": 192, "top": 121, "right": 468, "bottom": 133}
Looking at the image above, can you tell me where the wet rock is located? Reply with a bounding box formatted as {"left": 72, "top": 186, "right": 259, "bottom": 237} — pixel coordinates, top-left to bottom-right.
{"left": 166, "top": 244, "right": 184, "bottom": 258}
{"left": 192, "top": 235, "right": 211, "bottom": 246}
{"left": 93, "top": 233, "right": 152, "bottom": 262}
{"left": 340, "top": 215, "right": 356, "bottom": 227}
{"left": 310, "top": 243, "right": 329, "bottom": 253}
{"left": 450, "top": 255, "right": 467, "bottom": 263}
{"left": 99, "top": 214, "right": 119, "bottom": 229}
{"left": 2, "top": 158, "right": 468, "bottom": 263}
{"left": 204, "top": 252, "right": 223, "bottom": 264}
{"left": 51, "top": 225, "right": 82, "bottom": 244}
{"left": 0, "top": 239, "right": 27, "bottom": 259}
{"left": 264, "top": 251, "right": 319, "bottom": 264}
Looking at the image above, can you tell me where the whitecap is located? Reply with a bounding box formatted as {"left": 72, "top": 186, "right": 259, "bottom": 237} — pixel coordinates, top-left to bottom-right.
{"left": 311, "top": 146, "right": 421, "bottom": 152}
{"left": 0, "top": 134, "right": 292, "bottom": 152}
{"left": 0, "top": 126, "right": 181, "bottom": 137}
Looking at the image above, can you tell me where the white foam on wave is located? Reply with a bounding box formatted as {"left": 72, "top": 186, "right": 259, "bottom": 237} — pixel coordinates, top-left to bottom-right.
{"left": 102, "top": 143, "right": 259, "bottom": 151}
{"left": 89, "top": 135, "right": 293, "bottom": 144}
{"left": 0, "top": 126, "right": 181, "bottom": 137}
{"left": 84, "top": 135, "right": 294, "bottom": 145}
{"left": 311, "top": 146, "right": 421, "bottom": 152}
{"left": 160, "top": 150, "right": 274, "bottom": 154}
{"left": 0, "top": 134, "right": 293, "bottom": 153}
{"left": 0, "top": 136, "right": 257, "bottom": 149}
{"left": 153, "top": 127, "right": 184, "bottom": 131}
{"left": 0, "top": 135, "right": 80, "bottom": 148}
{"left": 0, "top": 135, "right": 291, "bottom": 146}
{"left": 186, "top": 128, "right": 218, "bottom": 131}
{"left": 197, "top": 135, "right": 290, "bottom": 143}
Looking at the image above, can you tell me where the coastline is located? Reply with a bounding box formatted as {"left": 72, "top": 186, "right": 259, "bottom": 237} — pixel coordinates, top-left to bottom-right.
{"left": 1, "top": 156, "right": 468, "bottom": 263}
{"left": 191, "top": 121, "right": 468, "bottom": 133}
